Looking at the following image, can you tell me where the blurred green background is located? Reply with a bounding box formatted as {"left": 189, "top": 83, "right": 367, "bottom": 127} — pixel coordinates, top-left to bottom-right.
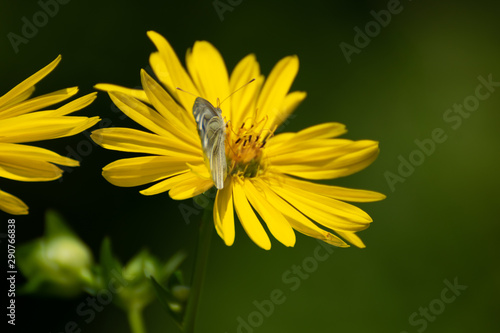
{"left": 2, "top": 0, "right": 499, "bottom": 332}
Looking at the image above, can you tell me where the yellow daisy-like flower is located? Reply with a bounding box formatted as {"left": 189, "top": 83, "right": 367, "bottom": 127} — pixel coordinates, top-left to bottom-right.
{"left": 92, "top": 31, "right": 385, "bottom": 250}
{"left": 0, "top": 56, "right": 99, "bottom": 215}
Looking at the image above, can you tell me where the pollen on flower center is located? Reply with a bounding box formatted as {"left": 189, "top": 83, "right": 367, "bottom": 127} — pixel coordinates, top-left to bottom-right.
{"left": 226, "top": 120, "right": 275, "bottom": 178}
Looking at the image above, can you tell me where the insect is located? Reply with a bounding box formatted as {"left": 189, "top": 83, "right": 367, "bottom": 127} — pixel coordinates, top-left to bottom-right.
{"left": 192, "top": 97, "right": 227, "bottom": 190}
{"left": 178, "top": 79, "right": 255, "bottom": 190}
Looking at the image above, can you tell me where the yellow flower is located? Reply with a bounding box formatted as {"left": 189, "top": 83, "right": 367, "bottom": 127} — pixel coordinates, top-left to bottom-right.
{"left": 0, "top": 56, "right": 99, "bottom": 215}
{"left": 92, "top": 31, "right": 385, "bottom": 250}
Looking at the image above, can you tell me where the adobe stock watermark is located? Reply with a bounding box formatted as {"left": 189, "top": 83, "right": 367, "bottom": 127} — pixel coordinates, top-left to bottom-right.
{"left": 225, "top": 240, "right": 335, "bottom": 333}
{"left": 400, "top": 277, "right": 467, "bottom": 333}
{"left": 339, "top": 0, "right": 406, "bottom": 64}
{"left": 50, "top": 269, "right": 128, "bottom": 333}
{"left": 7, "top": 0, "right": 72, "bottom": 54}
{"left": 385, "top": 74, "right": 499, "bottom": 192}
{"left": 213, "top": 0, "right": 244, "bottom": 22}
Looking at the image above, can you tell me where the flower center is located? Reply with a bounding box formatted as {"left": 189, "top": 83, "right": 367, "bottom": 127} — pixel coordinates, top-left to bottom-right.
{"left": 226, "top": 120, "right": 274, "bottom": 178}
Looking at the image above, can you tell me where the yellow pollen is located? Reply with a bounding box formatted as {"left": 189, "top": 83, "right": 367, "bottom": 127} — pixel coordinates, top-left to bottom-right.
{"left": 226, "top": 118, "right": 275, "bottom": 178}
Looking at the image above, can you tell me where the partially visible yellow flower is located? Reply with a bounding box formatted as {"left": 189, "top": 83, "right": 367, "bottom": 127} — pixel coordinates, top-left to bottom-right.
{"left": 0, "top": 56, "right": 99, "bottom": 215}
{"left": 93, "top": 31, "right": 385, "bottom": 249}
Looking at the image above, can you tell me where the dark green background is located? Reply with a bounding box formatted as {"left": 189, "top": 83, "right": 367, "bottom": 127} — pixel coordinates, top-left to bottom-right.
{"left": 2, "top": 0, "right": 499, "bottom": 332}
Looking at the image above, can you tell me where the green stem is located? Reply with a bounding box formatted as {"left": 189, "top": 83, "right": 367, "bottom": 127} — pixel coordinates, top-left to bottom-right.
{"left": 127, "top": 307, "right": 146, "bottom": 333}
{"left": 183, "top": 207, "right": 214, "bottom": 333}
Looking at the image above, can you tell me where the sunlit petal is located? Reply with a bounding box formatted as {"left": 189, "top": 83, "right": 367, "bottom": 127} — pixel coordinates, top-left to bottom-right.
{"left": 0, "top": 189, "right": 28, "bottom": 215}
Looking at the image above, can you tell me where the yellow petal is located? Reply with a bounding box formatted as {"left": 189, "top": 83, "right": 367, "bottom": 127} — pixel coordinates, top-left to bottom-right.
{"left": 270, "top": 91, "right": 307, "bottom": 129}
{"left": 149, "top": 51, "right": 198, "bottom": 110}
{"left": 0, "top": 189, "right": 28, "bottom": 215}
{"left": 0, "top": 155, "right": 63, "bottom": 181}
{"left": 233, "top": 178, "right": 271, "bottom": 250}
{"left": 266, "top": 140, "right": 353, "bottom": 165}
{"left": 296, "top": 122, "right": 348, "bottom": 140}
{"left": 214, "top": 177, "right": 235, "bottom": 246}
{"left": 91, "top": 127, "right": 202, "bottom": 160}
{"left": 50, "top": 92, "right": 98, "bottom": 116}
{"left": 18, "top": 92, "right": 98, "bottom": 118}
{"left": 140, "top": 171, "right": 192, "bottom": 196}
{"left": 328, "top": 149, "right": 380, "bottom": 178}
{"left": 335, "top": 230, "right": 366, "bottom": 248}
{"left": 147, "top": 31, "right": 198, "bottom": 111}
{"left": 272, "top": 174, "right": 373, "bottom": 222}
{"left": 0, "top": 55, "right": 61, "bottom": 109}
{"left": 268, "top": 140, "right": 380, "bottom": 180}
{"left": 168, "top": 174, "right": 214, "bottom": 200}
{"left": 102, "top": 156, "right": 190, "bottom": 187}
{"left": 267, "top": 181, "right": 370, "bottom": 232}
{"left": 0, "top": 87, "right": 79, "bottom": 119}
{"left": 213, "top": 197, "right": 224, "bottom": 240}
{"left": 253, "top": 178, "right": 349, "bottom": 248}
{"left": 0, "top": 86, "right": 35, "bottom": 110}
{"left": 326, "top": 140, "right": 379, "bottom": 168}
{"left": 0, "top": 114, "right": 100, "bottom": 143}
{"left": 279, "top": 146, "right": 379, "bottom": 180}
{"left": 108, "top": 92, "right": 174, "bottom": 138}
{"left": 186, "top": 41, "right": 230, "bottom": 113}
{"left": 57, "top": 116, "right": 100, "bottom": 138}
{"left": 271, "top": 184, "right": 370, "bottom": 248}
{"left": 149, "top": 52, "right": 170, "bottom": 88}
{"left": 0, "top": 143, "right": 78, "bottom": 167}
{"left": 244, "top": 178, "right": 296, "bottom": 247}
{"left": 141, "top": 69, "right": 191, "bottom": 121}
{"left": 266, "top": 122, "right": 347, "bottom": 153}
{"left": 186, "top": 162, "right": 211, "bottom": 180}
{"left": 140, "top": 69, "right": 198, "bottom": 141}
{"left": 228, "top": 54, "right": 263, "bottom": 128}
{"left": 256, "top": 55, "right": 299, "bottom": 123}
{"left": 94, "top": 83, "right": 149, "bottom": 103}
{"left": 275, "top": 176, "right": 386, "bottom": 202}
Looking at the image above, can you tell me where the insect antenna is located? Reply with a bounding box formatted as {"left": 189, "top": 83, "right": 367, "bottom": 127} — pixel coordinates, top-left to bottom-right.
{"left": 176, "top": 87, "right": 198, "bottom": 97}
{"left": 218, "top": 78, "right": 256, "bottom": 108}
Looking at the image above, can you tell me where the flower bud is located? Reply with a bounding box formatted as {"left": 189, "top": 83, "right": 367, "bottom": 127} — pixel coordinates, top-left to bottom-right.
{"left": 18, "top": 211, "right": 94, "bottom": 297}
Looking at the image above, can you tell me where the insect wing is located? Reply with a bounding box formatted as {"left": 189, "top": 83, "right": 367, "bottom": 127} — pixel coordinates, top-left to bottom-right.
{"left": 192, "top": 97, "right": 227, "bottom": 189}
{"left": 193, "top": 97, "right": 219, "bottom": 133}
{"left": 207, "top": 118, "right": 227, "bottom": 189}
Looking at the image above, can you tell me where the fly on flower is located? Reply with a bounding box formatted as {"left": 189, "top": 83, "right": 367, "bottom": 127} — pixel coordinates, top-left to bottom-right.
{"left": 92, "top": 31, "right": 385, "bottom": 250}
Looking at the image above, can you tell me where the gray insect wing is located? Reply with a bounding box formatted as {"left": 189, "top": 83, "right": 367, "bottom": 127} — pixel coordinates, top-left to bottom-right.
{"left": 192, "top": 97, "right": 227, "bottom": 189}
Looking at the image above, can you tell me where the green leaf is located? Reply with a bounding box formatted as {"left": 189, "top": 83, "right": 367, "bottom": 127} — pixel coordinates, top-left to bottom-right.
{"left": 150, "top": 276, "right": 183, "bottom": 326}
{"left": 45, "top": 209, "right": 76, "bottom": 239}
{"left": 99, "top": 237, "right": 123, "bottom": 286}
{"left": 168, "top": 270, "right": 185, "bottom": 291}
{"left": 162, "top": 250, "right": 187, "bottom": 281}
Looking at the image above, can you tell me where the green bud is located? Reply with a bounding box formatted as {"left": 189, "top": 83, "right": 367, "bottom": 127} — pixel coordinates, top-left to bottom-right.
{"left": 171, "top": 285, "right": 190, "bottom": 302}
{"left": 97, "top": 238, "right": 188, "bottom": 325}
{"left": 123, "top": 250, "right": 160, "bottom": 282}
{"left": 18, "top": 210, "right": 94, "bottom": 297}
{"left": 118, "top": 249, "right": 161, "bottom": 310}
{"left": 99, "top": 239, "right": 164, "bottom": 312}
{"left": 41, "top": 236, "right": 93, "bottom": 285}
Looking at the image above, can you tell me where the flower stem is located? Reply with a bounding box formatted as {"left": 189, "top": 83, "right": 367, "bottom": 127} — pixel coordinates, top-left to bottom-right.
{"left": 127, "top": 307, "right": 146, "bottom": 333}
{"left": 183, "top": 207, "right": 213, "bottom": 333}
